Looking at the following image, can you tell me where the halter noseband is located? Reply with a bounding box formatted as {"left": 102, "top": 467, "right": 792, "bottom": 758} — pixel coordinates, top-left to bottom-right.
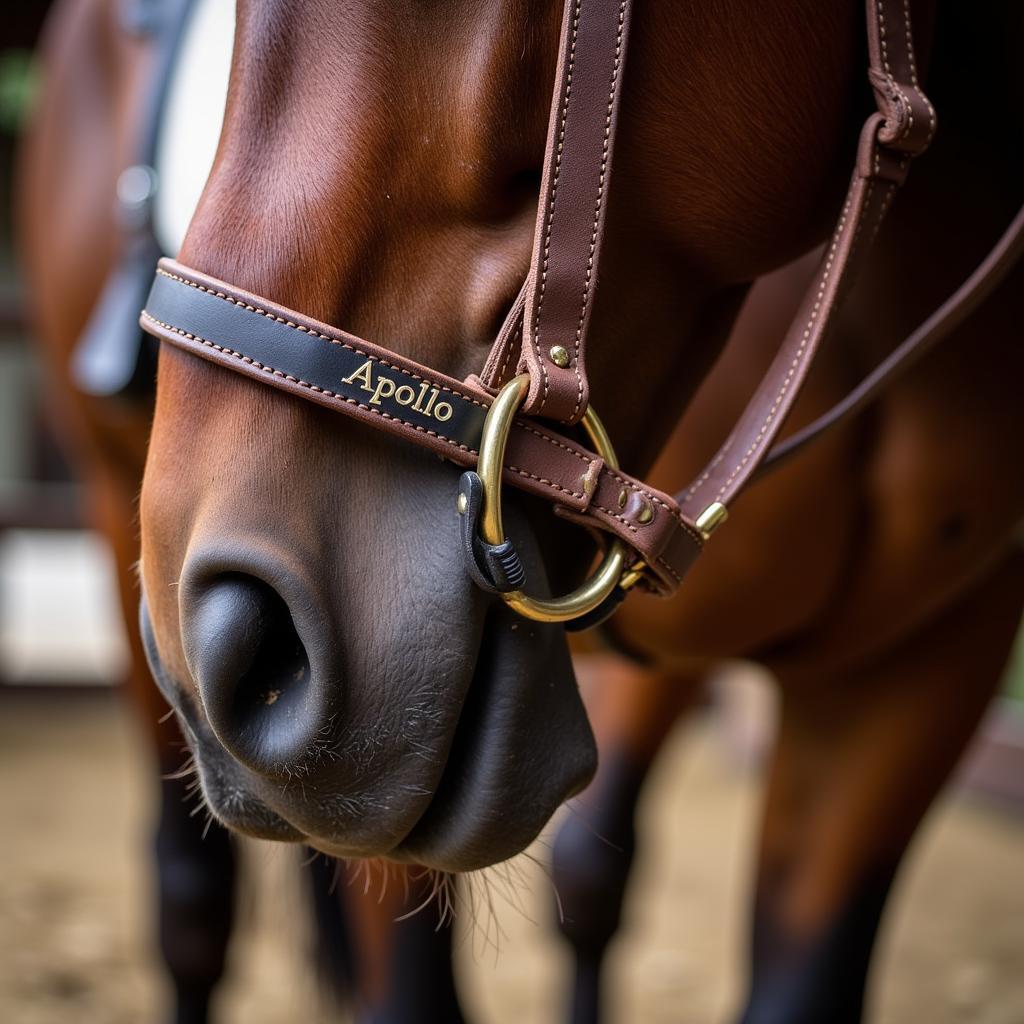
{"left": 140, "top": 0, "right": 1024, "bottom": 629}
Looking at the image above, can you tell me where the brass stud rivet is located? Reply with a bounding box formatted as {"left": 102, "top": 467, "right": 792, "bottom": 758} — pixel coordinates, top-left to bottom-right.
{"left": 456, "top": 491, "right": 468, "bottom": 515}
{"left": 637, "top": 500, "right": 654, "bottom": 525}
{"left": 617, "top": 487, "right": 628, "bottom": 510}
{"left": 549, "top": 345, "right": 570, "bottom": 368}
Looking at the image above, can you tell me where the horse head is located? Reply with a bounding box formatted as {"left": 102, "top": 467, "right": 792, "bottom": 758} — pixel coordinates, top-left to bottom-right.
{"left": 139, "top": 0, "right": 862, "bottom": 870}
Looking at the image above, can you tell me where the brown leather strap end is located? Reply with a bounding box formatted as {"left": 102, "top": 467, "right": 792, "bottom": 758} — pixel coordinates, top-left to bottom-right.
{"left": 479, "top": 284, "right": 526, "bottom": 391}
{"left": 868, "top": 67, "right": 935, "bottom": 156}
{"left": 557, "top": 472, "right": 704, "bottom": 596}
{"left": 865, "top": 0, "right": 936, "bottom": 157}
{"left": 517, "top": 0, "right": 633, "bottom": 424}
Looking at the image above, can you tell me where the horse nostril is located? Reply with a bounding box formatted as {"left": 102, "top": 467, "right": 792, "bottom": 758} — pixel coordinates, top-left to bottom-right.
{"left": 183, "top": 573, "right": 324, "bottom": 772}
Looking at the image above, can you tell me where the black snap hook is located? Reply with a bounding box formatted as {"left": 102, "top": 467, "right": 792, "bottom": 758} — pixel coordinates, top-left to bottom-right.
{"left": 457, "top": 471, "right": 526, "bottom": 594}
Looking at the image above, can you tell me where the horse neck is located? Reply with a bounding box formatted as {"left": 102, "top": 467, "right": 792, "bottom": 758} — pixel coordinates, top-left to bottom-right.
{"left": 180, "top": 0, "right": 863, "bottom": 473}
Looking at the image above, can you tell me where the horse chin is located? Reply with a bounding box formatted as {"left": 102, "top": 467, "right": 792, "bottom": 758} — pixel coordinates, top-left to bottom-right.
{"left": 140, "top": 594, "right": 595, "bottom": 871}
{"left": 390, "top": 603, "right": 597, "bottom": 871}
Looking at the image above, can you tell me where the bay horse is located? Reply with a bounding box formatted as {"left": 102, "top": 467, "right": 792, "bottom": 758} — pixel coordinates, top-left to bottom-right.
{"left": 15, "top": 6, "right": 875, "bottom": 1024}
{"left": 17, "top": 2, "right": 241, "bottom": 1018}
{"left": 27, "top": 0, "right": 1024, "bottom": 1023}
{"left": 17, "top": 1, "right": 468, "bottom": 1021}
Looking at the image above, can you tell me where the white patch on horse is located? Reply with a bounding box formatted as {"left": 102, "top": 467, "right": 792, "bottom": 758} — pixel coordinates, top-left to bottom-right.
{"left": 153, "top": 0, "right": 236, "bottom": 257}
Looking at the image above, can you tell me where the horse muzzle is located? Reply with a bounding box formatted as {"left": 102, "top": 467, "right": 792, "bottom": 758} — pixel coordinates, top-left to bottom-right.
{"left": 138, "top": 537, "right": 596, "bottom": 870}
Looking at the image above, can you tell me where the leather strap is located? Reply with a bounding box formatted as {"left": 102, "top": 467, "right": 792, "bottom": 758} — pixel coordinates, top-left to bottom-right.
{"left": 865, "top": 0, "right": 936, "bottom": 157}
{"left": 486, "top": 0, "right": 939, "bottom": 520}
{"left": 678, "top": 119, "right": 904, "bottom": 516}
{"left": 142, "top": 260, "right": 704, "bottom": 594}
{"left": 672, "top": 0, "right": 934, "bottom": 518}
{"left": 515, "top": 0, "right": 633, "bottom": 424}
{"left": 477, "top": 282, "right": 526, "bottom": 391}
{"left": 760, "top": 200, "right": 1024, "bottom": 475}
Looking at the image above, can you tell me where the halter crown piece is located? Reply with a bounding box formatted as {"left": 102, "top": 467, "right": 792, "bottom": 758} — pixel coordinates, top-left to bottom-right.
{"left": 140, "top": 0, "right": 1024, "bottom": 629}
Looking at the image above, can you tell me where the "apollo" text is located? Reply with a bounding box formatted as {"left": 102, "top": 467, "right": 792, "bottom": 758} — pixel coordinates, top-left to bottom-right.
{"left": 341, "top": 359, "right": 454, "bottom": 423}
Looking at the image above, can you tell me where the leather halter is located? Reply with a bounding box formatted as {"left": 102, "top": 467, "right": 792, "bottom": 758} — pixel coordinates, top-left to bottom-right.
{"left": 140, "top": 0, "right": 1023, "bottom": 627}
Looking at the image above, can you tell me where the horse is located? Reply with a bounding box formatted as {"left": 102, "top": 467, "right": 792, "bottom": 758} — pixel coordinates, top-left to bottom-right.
{"left": 16, "top": 1, "right": 470, "bottom": 1020}
{"left": 15, "top": 8, "right": 874, "bottom": 1024}
{"left": 39, "top": 0, "right": 1024, "bottom": 1022}
{"left": 16, "top": 4, "right": 243, "bottom": 1019}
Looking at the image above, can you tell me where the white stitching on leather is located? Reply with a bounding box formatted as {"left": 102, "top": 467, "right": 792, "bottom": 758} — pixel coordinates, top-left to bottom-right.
{"left": 148, "top": 270, "right": 610, "bottom": 489}
{"left": 592, "top": 502, "right": 639, "bottom": 533}
{"left": 603, "top": 468, "right": 706, "bottom": 544}
{"left": 654, "top": 555, "right": 685, "bottom": 585}
{"left": 901, "top": 0, "right": 936, "bottom": 145}
{"left": 156, "top": 269, "right": 488, "bottom": 406}
{"left": 711, "top": 176, "right": 897, "bottom": 504}
{"left": 589, "top": 503, "right": 699, "bottom": 581}
{"left": 712, "top": 189, "right": 856, "bottom": 501}
{"left": 531, "top": 0, "right": 581, "bottom": 415}
{"left": 876, "top": 0, "right": 892, "bottom": 76}
{"left": 876, "top": 0, "right": 915, "bottom": 145}
{"left": 518, "top": 423, "right": 592, "bottom": 465}
{"left": 569, "top": 0, "right": 626, "bottom": 421}
{"left": 877, "top": 0, "right": 935, "bottom": 149}
{"left": 142, "top": 310, "right": 595, "bottom": 502}
{"left": 496, "top": 323, "right": 519, "bottom": 385}
{"left": 680, "top": 438, "right": 734, "bottom": 507}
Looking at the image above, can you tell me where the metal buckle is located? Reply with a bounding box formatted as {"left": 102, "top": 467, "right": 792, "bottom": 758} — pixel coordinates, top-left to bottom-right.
{"left": 470, "top": 374, "right": 628, "bottom": 624}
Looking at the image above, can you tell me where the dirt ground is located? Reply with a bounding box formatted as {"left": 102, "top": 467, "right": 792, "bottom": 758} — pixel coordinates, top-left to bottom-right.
{"left": 0, "top": 688, "right": 1021, "bottom": 1024}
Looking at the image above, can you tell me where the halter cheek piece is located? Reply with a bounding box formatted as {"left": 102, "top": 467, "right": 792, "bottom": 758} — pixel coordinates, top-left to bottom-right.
{"left": 141, "top": 0, "right": 1024, "bottom": 629}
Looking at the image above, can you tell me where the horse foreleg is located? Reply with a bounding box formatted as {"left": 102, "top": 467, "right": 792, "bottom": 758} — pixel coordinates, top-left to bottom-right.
{"left": 153, "top": 774, "right": 236, "bottom": 1024}
{"left": 739, "top": 552, "right": 1024, "bottom": 1024}
{"left": 552, "top": 654, "right": 706, "bottom": 1024}
{"left": 338, "top": 864, "right": 466, "bottom": 1024}
{"left": 90, "top": 466, "right": 239, "bottom": 1024}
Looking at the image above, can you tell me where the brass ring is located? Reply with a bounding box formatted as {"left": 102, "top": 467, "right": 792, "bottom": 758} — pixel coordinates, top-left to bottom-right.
{"left": 477, "top": 374, "right": 627, "bottom": 623}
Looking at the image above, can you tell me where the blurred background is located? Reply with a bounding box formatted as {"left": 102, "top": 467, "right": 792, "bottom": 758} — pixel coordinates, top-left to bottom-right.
{"left": 1, "top": 3, "right": 1022, "bottom": 1023}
